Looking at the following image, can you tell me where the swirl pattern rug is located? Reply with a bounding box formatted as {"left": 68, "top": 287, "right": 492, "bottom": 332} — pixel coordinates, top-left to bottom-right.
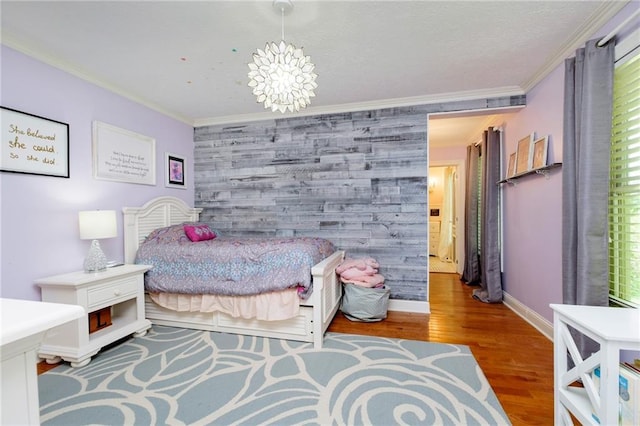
{"left": 39, "top": 326, "right": 510, "bottom": 425}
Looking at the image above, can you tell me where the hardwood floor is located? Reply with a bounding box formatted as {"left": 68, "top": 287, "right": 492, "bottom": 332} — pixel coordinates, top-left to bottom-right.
{"left": 328, "top": 272, "right": 555, "bottom": 426}
{"left": 39, "top": 272, "right": 555, "bottom": 425}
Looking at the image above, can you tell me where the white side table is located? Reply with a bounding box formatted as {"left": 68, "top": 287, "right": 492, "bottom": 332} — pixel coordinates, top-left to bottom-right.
{"left": 1, "top": 298, "right": 84, "bottom": 426}
{"left": 550, "top": 303, "right": 640, "bottom": 425}
{"left": 36, "top": 264, "right": 152, "bottom": 368}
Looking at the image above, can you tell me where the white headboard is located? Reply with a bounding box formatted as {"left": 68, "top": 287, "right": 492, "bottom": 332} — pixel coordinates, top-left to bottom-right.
{"left": 122, "top": 196, "right": 202, "bottom": 264}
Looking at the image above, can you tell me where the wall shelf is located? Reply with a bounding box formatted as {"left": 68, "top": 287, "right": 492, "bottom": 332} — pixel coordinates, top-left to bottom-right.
{"left": 498, "top": 162, "right": 562, "bottom": 185}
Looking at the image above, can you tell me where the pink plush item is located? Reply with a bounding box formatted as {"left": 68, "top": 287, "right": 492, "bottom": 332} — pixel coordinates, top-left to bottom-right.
{"left": 335, "top": 258, "right": 380, "bottom": 274}
{"left": 184, "top": 224, "right": 217, "bottom": 242}
{"left": 339, "top": 265, "right": 379, "bottom": 280}
{"left": 340, "top": 274, "right": 385, "bottom": 288}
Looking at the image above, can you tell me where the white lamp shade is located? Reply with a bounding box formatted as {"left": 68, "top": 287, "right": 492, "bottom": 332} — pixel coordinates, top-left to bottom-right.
{"left": 78, "top": 210, "right": 117, "bottom": 240}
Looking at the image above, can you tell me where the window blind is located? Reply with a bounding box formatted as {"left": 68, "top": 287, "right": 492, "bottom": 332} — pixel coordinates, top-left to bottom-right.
{"left": 609, "top": 49, "right": 640, "bottom": 307}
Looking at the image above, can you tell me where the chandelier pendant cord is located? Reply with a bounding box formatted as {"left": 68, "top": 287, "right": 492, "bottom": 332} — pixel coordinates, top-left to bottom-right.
{"left": 281, "top": 7, "right": 285, "bottom": 42}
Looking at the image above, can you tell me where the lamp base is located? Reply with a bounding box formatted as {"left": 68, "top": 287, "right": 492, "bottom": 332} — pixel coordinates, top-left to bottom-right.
{"left": 84, "top": 239, "right": 108, "bottom": 273}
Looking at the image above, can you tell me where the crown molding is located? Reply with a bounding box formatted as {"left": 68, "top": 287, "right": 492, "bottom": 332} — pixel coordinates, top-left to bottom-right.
{"left": 193, "top": 86, "right": 525, "bottom": 127}
{"left": 520, "top": 0, "right": 630, "bottom": 92}
{"left": 2, "top": 36, "right": 193, "bottom": 126}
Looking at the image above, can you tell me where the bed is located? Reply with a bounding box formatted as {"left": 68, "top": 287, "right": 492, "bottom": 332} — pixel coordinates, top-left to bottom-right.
{"left": 122, "top": 196, "right": 344, "bottom": 348}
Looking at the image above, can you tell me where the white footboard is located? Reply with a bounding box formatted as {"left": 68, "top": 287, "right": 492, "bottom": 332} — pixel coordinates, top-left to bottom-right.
{"left": 307, "top": 250, "right": 345, "bottom": 348}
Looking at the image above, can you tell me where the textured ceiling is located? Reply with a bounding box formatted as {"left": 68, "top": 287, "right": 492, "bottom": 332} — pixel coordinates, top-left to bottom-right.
{"left": 0, "top": 1, "right": 630, "bottom": 145}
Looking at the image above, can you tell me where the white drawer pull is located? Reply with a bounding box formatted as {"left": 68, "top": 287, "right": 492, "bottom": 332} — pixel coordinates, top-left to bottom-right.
{"left": 114, "top": 289, "right": 121, "bottom": 296}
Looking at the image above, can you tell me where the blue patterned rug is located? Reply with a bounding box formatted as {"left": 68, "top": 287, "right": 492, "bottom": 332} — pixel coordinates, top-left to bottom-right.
{"left": 39, "top": 326, "right": 510, "bottom": 425}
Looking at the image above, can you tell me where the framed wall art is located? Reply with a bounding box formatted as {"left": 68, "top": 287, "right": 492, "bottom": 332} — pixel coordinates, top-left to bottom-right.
{"left": 515, "top": 133, "right": 535, "bottom": 175}
{"left": 1, "top": 106, "right": 70, "bottom": 178}
{"left": 92, "top": 121, "right": 156, "bottom": 185}
{"left": 165, "top": 152, "right": 186, "bottom": 189}
{"left": 531, "top": 136, "right": 549, "bottom": 169}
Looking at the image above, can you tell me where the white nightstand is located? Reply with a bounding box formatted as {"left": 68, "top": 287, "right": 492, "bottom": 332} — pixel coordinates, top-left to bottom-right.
{"left": 36, "top": 264, "right": 152, "bottom": 368}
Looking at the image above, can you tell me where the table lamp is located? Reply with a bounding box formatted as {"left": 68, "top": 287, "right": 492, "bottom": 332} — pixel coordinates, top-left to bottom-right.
{"left": 79, "top": 210, "right": 117, "bottom": 273}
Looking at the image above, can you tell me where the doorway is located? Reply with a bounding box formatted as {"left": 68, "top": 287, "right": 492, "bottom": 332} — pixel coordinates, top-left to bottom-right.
{"left": 427, "top": 107, "right": 522, "bottom": 276}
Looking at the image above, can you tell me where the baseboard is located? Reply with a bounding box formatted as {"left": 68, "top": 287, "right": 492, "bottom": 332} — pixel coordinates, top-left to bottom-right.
{"left": 388, "top": 299, "right": 430, "bottom": 314}
{"left": 502, "top": 291, "right": 553, "bottom": 341}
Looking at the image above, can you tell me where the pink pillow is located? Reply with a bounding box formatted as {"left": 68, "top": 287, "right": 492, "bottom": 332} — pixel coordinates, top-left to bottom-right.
{"left": 184, "top": 224, "right": 217, "bottom": 242}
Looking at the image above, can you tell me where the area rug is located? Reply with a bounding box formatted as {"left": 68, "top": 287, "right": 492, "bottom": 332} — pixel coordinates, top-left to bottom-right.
{"left": 39, "top": 326, "right": 511, "bottom": 425}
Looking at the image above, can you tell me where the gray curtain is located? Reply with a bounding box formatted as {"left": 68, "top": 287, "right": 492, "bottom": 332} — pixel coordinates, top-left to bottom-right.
{"left": 562, "top": 39, "right": 614, "bottom": 356}
{"left": 462, "top": 144, "right": 480, "bottom": 285}
{"left": 473, "top": 128, "right": 503, "bottom": 303}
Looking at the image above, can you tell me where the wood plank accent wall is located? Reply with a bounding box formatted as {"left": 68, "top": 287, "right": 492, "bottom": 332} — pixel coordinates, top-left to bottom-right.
{"left": 194, "top": 96, "right": 525, "bottom": 301}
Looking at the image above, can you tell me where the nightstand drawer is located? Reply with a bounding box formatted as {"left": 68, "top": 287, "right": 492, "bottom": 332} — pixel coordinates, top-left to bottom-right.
{"left": 87, "top": 276, "right": 138, "bottom": 309}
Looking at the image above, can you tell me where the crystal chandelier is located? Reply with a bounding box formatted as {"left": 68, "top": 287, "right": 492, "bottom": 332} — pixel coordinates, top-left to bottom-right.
{"left": 248, "top": 0, "right": 317, "bottom": 113}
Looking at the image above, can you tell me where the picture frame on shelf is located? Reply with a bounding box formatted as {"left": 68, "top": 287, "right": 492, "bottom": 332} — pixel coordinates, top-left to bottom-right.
{"left": 1, "top": 106, "right": 70, "bottom": 178}
{"left": 507, "top": 152, "right": 517, "bottom": 178}
{"left": 515, "top": 133, "right": 535, "bottom": 175}
{"left": 165, "top": 152, "right": 186, "bottom": 189}
{"left": 531, "top": 136, "right": 549, "bottom": 169}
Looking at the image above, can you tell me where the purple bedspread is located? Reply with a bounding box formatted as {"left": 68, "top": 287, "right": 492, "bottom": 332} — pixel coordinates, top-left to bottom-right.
{"left": 135, "top": 224, "right": 335, "bottom": 298}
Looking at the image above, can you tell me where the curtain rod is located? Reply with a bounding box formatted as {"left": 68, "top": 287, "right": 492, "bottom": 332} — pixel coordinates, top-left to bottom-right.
{"left": 598, "top": 8, "right": 640, "bottom": 47}
{"left": 473, "top": 127, "right": 502, "bottom": 146}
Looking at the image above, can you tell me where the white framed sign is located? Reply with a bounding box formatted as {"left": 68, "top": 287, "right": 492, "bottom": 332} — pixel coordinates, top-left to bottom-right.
{"left": 92, "top": 121, "right": 155, "bottom": 185}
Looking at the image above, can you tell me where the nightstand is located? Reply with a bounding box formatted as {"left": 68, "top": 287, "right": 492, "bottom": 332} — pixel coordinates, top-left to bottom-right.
{"left": 36, "top": 264, "right": 152, "bottom": 368}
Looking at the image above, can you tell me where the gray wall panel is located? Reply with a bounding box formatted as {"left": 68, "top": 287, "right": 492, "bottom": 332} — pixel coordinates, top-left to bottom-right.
{"left": 194, "top": 96, "right": 525, "bottom": 301}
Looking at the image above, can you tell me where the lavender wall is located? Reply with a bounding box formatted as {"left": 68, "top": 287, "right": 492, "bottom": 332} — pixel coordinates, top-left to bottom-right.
{"left": 500, "top": 64, "right": 564, "bottom": 322}
{"left": 499, "top": 2, "right": 639, "bottom": 323}
{"left": 0, "top": 46, "right": 194, "bottom": 301}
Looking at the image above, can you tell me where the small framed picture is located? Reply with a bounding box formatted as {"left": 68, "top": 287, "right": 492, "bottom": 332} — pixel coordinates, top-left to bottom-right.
{"left": 165, "top": 152, "right": 186, "bottom": 189}
{"left": 515, "top": 133, "right": 535, "bottom": 175}
{"left": 531, "top": 136, "right": 549, "bottom": 169}
{"left": 507, "top": 152, "right": 516, "bottom": 177}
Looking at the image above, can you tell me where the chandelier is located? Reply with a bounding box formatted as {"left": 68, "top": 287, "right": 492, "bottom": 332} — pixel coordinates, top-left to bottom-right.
{"left": 248, "top": 0, "right": 317, "bottom": 113}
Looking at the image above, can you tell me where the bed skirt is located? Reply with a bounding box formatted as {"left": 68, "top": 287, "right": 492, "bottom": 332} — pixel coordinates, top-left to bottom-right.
{"left": 145, "top": 294, "right": 315, "bottom": 342}
{"left": 147, "top": 289, "right": 301, "bottom": 321}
